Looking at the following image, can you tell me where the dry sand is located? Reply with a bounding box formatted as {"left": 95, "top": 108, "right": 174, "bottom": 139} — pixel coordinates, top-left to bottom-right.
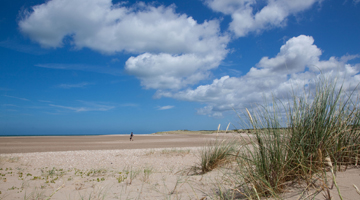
{"left": 0, "top": 133, "right": 359, "bottom": 200}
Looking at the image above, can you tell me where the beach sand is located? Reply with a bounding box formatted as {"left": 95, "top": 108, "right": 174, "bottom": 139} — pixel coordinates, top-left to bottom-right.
{"left": 0, "top": 133, "right": 359, "bottom": 200}
{"left": 0, "top": 133, "right": 225, "bottom": 154}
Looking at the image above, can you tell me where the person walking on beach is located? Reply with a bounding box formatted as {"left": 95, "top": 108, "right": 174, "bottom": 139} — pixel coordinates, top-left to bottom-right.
{"left": 130, "top": 132, "right": 134, "bottom": 141}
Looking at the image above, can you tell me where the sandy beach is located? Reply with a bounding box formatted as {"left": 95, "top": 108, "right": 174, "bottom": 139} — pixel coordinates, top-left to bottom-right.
{"left": 1, "top": 133, "right": 359, "bottom": 200}
{"left": 0, "top": 133, "right": 226, "bottom": 154}
{"left": 0, "top": 133, "right": 239, "bottom": 200}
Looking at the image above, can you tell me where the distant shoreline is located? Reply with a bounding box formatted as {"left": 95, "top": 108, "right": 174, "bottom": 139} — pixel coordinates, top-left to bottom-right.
{"left": 0, "top": 133, "right": 238, "bottom": 154}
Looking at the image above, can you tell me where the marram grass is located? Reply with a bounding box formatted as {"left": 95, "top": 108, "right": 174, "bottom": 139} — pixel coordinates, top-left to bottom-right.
{"left": 232, "top": 77, "right": 360, "bottom": 198}
{"left": 200, "top": 139, "right": 238, "bottom": 174}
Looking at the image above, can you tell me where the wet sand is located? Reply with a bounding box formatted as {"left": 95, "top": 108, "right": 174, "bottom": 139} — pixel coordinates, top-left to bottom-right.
{"left": 0, "top": 134, "right": 225, "bottom": 154}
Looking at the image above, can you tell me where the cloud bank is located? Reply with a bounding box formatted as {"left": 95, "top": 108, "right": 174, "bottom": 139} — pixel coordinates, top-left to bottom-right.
{"left": 158, "top": 35, "right": 360, "bottom": 117}
{"left": 18, "top": 0, "right": 360, "bottom": 117}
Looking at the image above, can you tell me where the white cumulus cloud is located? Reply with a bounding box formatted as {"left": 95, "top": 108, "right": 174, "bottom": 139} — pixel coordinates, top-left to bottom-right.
{"left": 19, "top": 0, "right": 225, "bottom": 53}
{"left": 204, "top": 0, "right": 321, "bottom": 37}
{"left": 19, "top": 0, "right": 229, "bottom": 90}
{"left": 252, "top": 35, "right": 321, "bottom": 75}
{"left": 125, "top": 52, "right": 226, "bottom": 90}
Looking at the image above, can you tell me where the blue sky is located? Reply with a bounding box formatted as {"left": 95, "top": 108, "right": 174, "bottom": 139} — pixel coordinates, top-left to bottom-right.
{"left": 1, "top": 0, "right": 360, "bottom": 135}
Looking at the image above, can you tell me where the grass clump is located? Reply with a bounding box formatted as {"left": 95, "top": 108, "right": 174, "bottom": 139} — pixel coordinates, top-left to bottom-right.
{"left": 142, "top": 167, "right": 153, "bottom": 183}
{"left": 117, "top": 172, "right": 127, "bottom": 183}
{"left": 233, "top": 77, "right": 360, "bottom": 198}
{"left": 123, "top": 167, "right": 140, "bottom": 185}
{"left": 200, "top": 139, "right": 238, "bottom": 174}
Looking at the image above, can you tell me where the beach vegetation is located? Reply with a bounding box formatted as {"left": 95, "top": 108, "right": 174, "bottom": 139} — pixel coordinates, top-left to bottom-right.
{"left": 50, "top": 176, "right": 58, "bottom": 183}
{"left": 8, "top": 186, "right": 17, "bottom": 191}
{"left": 168, "top": 176, "right": 184, "bottom": 196}
{"left": 199, "top": 139, "right": 238, "bottom": 174}
{"left": 41, "top": 167, "right": 65, "bottom": 179}
{"left": 86, "top": 169, "right": 107, "bottom": 177}
{"left": 117, "top": 172, "right": 127, "bottom": 183}
{"left": 229, "top": 77, "right": 360, "bottom": 198}
{"left": 31, "top": 176, "right": 41, "bottom": 180}
{"left": 123, "top": 167, "right": 140, "bottom": 185}
{"left": 141, "top": 167, "right": 153, "bottom": 183}
{"left": 48, "top": 168, "right": 55, "bottom": 177}
{"left": 74, "top": 168, "right": 83, "bottom": 176}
